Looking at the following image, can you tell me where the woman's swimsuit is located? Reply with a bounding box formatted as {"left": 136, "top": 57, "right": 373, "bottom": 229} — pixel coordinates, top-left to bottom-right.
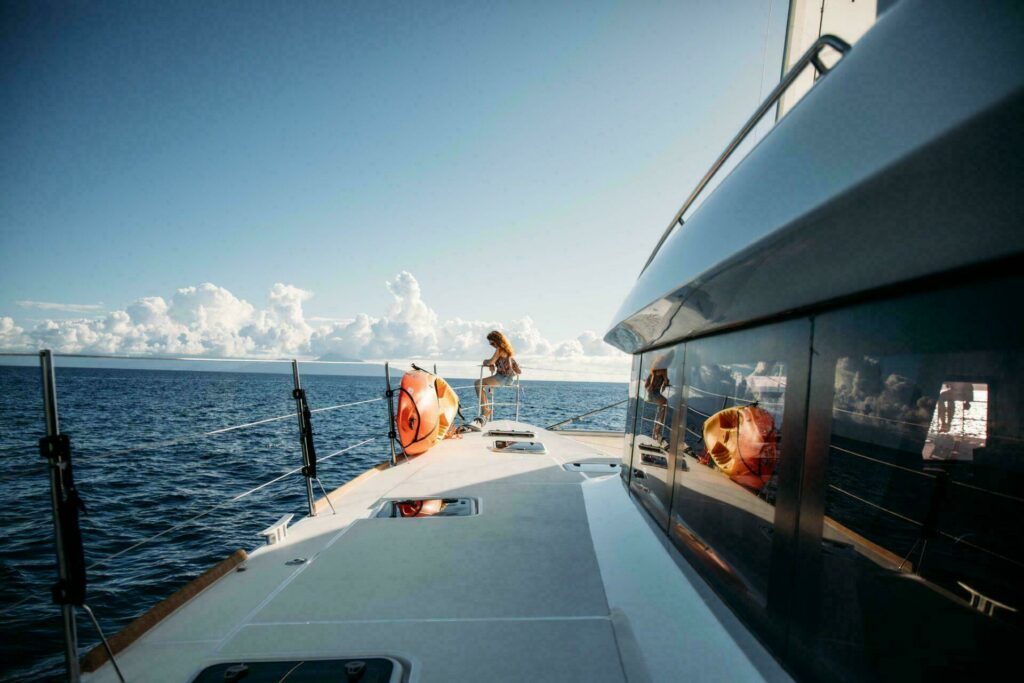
{"left": 494, "top": 355, "right": 518, "bottom": 384}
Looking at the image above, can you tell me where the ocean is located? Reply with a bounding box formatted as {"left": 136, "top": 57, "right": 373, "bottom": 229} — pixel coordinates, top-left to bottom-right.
{"left": 0, "top": 365, "right": 626, "bottom": 681}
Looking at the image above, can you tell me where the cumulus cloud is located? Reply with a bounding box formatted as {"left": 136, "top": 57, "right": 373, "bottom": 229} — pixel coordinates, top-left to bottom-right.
{"left": 2, "top": 272, "right": 628, "bottom": 379}
{"left": 308, "top": 272, "right": 627, "bottom": 378}
{"left": 0, "top": 317, "right": 28, "bottom": 349}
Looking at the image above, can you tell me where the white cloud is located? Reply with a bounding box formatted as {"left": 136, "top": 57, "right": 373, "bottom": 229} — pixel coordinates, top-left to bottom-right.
{"left": 2, "top": 272, "right": 629, "bottom": 380}
{"left": 0, "top": 317, "right": 29, "bottom": 349}
{"left": 16, "top": 300, "right": 104, "bottom": 313}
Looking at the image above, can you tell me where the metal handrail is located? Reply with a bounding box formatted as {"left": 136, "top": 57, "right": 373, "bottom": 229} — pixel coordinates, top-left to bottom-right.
{"left": 639, "top": 34, "right": 852, "bottom": 276}
{"left": 477, "top": 364, "right": 523, "bottom": 420}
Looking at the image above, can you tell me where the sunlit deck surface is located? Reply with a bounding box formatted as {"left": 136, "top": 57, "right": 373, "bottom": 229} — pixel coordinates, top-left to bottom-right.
{"left": 558, "top": 429, "right": 624, "bottom": 458}
{"left": 85, "top": 422, "right": 790, "bottom": 682}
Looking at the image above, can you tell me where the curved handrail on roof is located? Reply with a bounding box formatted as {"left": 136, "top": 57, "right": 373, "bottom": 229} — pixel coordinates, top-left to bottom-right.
{"left": 639, "top": 34, "right": 852, "bottom": 277}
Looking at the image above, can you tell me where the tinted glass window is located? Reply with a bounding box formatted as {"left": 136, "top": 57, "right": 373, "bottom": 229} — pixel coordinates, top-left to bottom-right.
{"left": 798, "top": 277, "right": 1024, "bottom": 680}
{"left": 670, "top": 320, "right": 808, "bottom": 611}
{"left": 622, "top": 354, "right": 643, "bottom": 481}
{"left": 629, "top": 345, "right": 682, "bottom": 527}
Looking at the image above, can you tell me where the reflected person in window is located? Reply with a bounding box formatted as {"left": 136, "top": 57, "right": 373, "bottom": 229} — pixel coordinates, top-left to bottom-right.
{"left": 644, "top": 351, "right": 673, "bottom": 445}
{"left": 938, "top": 381, "right": 973, "bottom": 433}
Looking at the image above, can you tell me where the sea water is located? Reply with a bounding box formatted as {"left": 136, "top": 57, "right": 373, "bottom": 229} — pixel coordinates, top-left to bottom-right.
{"left": 0, "top": 365, "right": 625, "bottom": 681}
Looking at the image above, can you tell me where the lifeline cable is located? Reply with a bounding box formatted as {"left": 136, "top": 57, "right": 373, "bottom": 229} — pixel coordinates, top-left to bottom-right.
{"left": 84, "top": 438, "right": 376, "bottom": 572}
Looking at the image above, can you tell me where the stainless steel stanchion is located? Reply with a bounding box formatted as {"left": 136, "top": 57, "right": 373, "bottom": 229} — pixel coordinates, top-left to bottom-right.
{"left": 39, "top": 349, "right": 81, "bottom": 682}
{"left": 515, "top": 377, "right": 521, "bottom": 422}
{"left": 384, "top": 362, "right": 399, "bottom": 467}
{"left": 291, "top": 360, "right": 317, "bottom": 517}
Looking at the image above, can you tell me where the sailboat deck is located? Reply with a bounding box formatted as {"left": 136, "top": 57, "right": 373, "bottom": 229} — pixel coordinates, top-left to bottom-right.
{"left": 85, "top": 422, "right": 789, "bottom": 682}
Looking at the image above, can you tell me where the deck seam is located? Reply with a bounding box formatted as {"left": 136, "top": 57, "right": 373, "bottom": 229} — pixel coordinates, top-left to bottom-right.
{"left": 246, "top": 615, "right": 610, "bottom": 626}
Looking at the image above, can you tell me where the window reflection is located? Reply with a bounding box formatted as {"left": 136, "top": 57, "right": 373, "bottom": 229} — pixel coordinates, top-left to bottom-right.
{"left": 622, "top": 355, "right": 643, "bottom": 479}
{"left": 638, "top": 348, "right": 675, "bottom": 451}
{"left": 630, "top": 348, "right": 680, "bottom": 527}
{"left": 818, "top": 350, "right": 1022, "bottom": 678}
{"left": 683, "top": 361, "right": 785, "bottom": 502}
{"left": 674, "top": 353, "right": 787, "bottom": 606}
{"left": 924, "top": 382, "right": 988, "bottom": 461}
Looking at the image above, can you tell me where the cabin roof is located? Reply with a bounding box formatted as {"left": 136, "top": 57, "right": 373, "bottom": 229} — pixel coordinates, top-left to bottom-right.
{"left": 606, "top": 0, "right": 1024, "bottom": 354}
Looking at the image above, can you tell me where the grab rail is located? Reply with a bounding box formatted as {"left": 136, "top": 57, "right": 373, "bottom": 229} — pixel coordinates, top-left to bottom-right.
{"left": 639, "top": 34, "right": 852, "bottom": 276}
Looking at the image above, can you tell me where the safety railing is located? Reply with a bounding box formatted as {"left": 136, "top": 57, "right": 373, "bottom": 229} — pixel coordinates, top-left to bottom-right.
{"left": 0, "top": 350, "right": 406, "bottom": 681}
{"left": 476, "top": 363, "right": 523, "bottom": 421}
{"left": 0, "top": 349, "right": 628, "bottom": 680}
{"left": 546, "top": 398, "right": 627, "bottom": 430}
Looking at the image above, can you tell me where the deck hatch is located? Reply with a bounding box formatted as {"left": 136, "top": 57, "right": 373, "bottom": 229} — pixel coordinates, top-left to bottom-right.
{"left": 375, "top": 497, "right": 478, "bottom": 518}
{"left": 191, "top": 657, "right": 401, "bottom": 682}
{"left": 488, "top": 440, "right": 547, "bottom": 454}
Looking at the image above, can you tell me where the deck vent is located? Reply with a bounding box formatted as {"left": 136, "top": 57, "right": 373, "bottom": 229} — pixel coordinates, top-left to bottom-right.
{"left": 376, "top": 497, "right": 478, "bottom": 518}
{"left": 564, "top": 461, "right": 621, "bottom": 477}
{"left": 257, "top": 513, "right": 294, "bottom": 546}
{"left": 489, "top": 439, "right": 547, "bottom": 454}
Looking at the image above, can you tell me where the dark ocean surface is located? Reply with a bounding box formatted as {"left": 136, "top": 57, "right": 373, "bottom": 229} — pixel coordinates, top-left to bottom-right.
{"left": 0, "top": 365, "right": 626, "bottom": 681}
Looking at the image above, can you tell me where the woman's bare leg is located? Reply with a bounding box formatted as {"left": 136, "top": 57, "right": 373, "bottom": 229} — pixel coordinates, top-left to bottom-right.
{"left": 477, "top": 375, "right": 499, "bottom": 418}
{"left": 652, "top": 393, "right": 667, "bottom": 441}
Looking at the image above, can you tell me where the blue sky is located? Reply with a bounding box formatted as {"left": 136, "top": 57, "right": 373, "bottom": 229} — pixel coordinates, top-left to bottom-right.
{"left": 1, "top": 1, "right": 787, "bottom": 367}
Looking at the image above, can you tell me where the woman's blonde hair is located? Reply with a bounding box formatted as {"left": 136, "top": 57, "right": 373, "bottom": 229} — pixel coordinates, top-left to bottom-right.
{"left": 486, "top": 330, "right": 514, "bottom": 356}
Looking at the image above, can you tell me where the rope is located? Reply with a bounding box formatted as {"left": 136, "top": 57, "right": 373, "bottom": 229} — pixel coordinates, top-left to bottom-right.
{"left": 93, "top": 396, "right": 386, "bottom": 459}
{"left": 829, "top": 484, "right": 1024, "bottom": 570}
{"left": 0, "top": 593, "right": 37, "bottom": 617}
{"left": 827, "top": 484, "right": 923, "bottom": 527}
{"left": 310, "top": 396, "right": 384, "bottom": 414}
{"left": 520, "top": 364, "right": 626, "bottom": 378}
{"left": 0, "top": 351, "right": 374, "bottom": 365}
{"left": 546, "top": 398, "right": 627, "bottom": 430}
{"left": 832, "top": 406, "right": 930, "bottom": 429}
{"left": 96, "top": 411, "right": 297, "bottom": 458}
{"left": 319, "top": 438, "right": 377, "bottom": 465}
{"left": 85, "top": 438, "right": 376, "bottom": 572}
{"left": 830, "top": 444, "right": 935, "bottom": 479}
{"left": 831, "top": 444, "right": 1024, "bottom": 504}
{"left": 684, "top": 385, "right": 784, "bottom": 406}
{"left": 686, "top": 405, "right": 712, "bottom": 419}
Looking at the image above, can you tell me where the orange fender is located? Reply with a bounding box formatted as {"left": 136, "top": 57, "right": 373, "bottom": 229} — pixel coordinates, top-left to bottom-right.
{"left": 397, "top": 369, "right": 440, "bottom": 456}
{"left": 435, "top": 375, "right": 460, "bottom": 443}
{"left": 703, "top": 405, "right": 778, "bottom": 491}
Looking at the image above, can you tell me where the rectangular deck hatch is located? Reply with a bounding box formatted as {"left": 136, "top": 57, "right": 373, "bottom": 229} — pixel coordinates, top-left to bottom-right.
{"left": 489, "top": 440, "right": 547, "bottom": 454}
{"left": 192, "top": 657, "right": 402, "bottom": 682}
{"left": 375, "top": 497, "right": 478, "bottom": 518}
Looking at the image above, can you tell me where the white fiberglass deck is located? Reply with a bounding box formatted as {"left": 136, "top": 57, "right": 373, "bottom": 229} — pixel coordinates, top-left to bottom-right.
{"left": 85, "top": 422, "right": 790, "bottom": 682}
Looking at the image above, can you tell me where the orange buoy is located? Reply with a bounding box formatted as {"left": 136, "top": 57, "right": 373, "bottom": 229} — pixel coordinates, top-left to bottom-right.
{"left": 395, "top": 367, "right": 460, "bottom": 457}
{"left": 397, "top": 369, "right": 440, "bottom": 456}
{"left": 702, "top": 405, "right": 778, "bottom": 491}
